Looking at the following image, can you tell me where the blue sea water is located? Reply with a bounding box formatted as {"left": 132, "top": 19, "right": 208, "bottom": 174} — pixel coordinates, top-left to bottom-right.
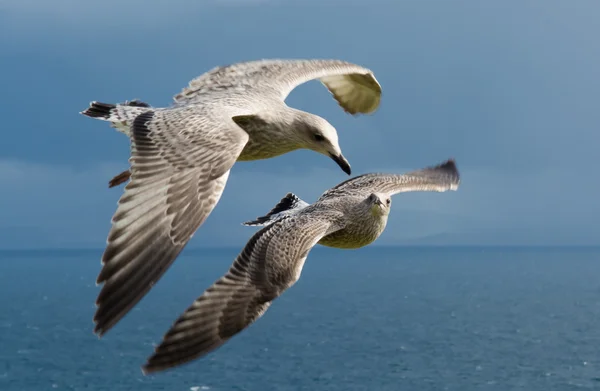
{"left": 1, "top": 246, "right": 599, "bottom": 391}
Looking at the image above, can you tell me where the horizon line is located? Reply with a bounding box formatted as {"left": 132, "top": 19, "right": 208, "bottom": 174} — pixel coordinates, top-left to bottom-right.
{"left": 1, "top": 244, "right": 599, "bottom": 252}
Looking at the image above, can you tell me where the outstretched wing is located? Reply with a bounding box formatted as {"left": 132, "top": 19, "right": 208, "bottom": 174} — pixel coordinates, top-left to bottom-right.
{"left": 94, "top": 108, "right": 249, "bottom": 337}
{"left": 321, "top": 159, "right": 460, "bottom": 199}
{"left": 174, "top": 59, "right": 382, "bottom": 115}
{"left": 142, "top": 211, "right": 343, "bottom": 375}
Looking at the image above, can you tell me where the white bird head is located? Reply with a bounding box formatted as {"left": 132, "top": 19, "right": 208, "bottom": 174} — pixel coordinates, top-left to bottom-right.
{"left": 290, "top": 110, "right": 351, "bottom": 175}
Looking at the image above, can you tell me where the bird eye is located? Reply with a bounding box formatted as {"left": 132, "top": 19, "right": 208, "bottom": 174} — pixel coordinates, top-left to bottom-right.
{"left": 313, "top": 133, "right": 326, "bottom": 142}
{"left": 386, "top": 199, "right": 391, "bottom": 206}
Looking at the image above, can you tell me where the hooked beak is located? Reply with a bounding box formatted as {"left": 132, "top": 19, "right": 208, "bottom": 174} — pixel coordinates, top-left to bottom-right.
{"left": 329, "top": 153, "right": 351, "bottom": 175}
{"left": 374, "top": 198, "right": 384, "bottom": 207}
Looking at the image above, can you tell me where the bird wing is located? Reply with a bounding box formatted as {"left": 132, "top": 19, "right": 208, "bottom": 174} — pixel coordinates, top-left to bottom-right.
{"left": 93, "top": 108, "right": 249, "bottom": 337}
{"left": 142, "top": 210, "right": 343, "bottom": 374}
{"left": 321, "top": 159, "right": 461, "bottom": 199}
{"left": 173, "top": 59, "right": 382, "bottom": 115}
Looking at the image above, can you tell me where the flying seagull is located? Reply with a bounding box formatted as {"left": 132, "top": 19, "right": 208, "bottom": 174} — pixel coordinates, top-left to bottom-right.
{"left": 142, "top": 158, "right": 460, "bottom": 374}
{"left": 79, "top": 59, "right": 382, "bottom": 336}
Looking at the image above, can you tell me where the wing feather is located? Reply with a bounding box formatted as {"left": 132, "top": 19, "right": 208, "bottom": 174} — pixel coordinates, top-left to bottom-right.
{"left": 142, "top": 212, "right": 343, "bottom": 374}
{"left": 320, "top": 159, "right": 460, "bottom": 200}
{"left": 93, "top": 108, "right": 248, "bottom": 336}
{"left": 174, "top": 59, "right": 381, "bottom": 115}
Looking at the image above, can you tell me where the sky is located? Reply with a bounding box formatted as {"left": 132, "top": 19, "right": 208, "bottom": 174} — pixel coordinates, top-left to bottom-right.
{"left": 0, "top": 0, "right": 599, "bottom": 248}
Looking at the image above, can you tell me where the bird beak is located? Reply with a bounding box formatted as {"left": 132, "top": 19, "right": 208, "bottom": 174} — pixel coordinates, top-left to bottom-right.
{"left": 374, "top": 198, "right": 384, "bottom": 207}
{"left": 329, "top": 153, "right": 351, "bottom": 175}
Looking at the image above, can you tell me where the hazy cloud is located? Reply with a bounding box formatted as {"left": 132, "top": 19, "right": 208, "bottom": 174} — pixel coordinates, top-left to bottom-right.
{"left": 1, "top": 158, "right": 597, "bottom": 248}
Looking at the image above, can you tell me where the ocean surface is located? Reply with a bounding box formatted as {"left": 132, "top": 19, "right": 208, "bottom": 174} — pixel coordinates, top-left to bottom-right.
{"left": 1, "top": 246, "right": 599, "bottom": 391}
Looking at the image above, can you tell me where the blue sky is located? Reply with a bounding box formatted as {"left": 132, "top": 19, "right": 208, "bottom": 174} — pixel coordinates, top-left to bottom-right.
{"left": 1, "top": 0, "right": 598, "bottom": 248}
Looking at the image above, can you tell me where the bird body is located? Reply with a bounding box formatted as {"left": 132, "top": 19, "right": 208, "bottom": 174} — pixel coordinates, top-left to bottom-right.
{"left": 143, "top": 159, "right": 461, "bottom": 374}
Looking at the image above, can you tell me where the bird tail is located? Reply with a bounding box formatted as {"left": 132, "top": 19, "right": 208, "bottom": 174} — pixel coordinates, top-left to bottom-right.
{"left": 243, "top": 193, "right": 310, "bottom": 227}
{"left": 80, "top": 100, "right": 152, "bottom": 133}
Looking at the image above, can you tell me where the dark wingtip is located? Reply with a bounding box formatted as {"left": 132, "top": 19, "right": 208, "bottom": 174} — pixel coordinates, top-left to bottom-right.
{"left": 140, "top": 360, "right": 169, "bottom": 376}
{"left": 92, "top": 307, "right": 116, "bottom": 338}
{"left": 141, "top": 357, "right": 170, "bottom": 376}
{"left": 92, "top": 307, "right": 115, "bottom": 338}
{"left": 432, "top": 158, "right": 460, "bottom": 186}
{"left": 92, "top": 323, "right": 105, "bottom": 339}
{"left": 437, "top": 158, "right": 457, "bottom": 171}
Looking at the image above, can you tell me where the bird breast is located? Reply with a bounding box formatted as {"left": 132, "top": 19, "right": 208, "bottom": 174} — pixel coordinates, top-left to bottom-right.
{"left": 317, "top": 214, "right": 388, "bottom": 249}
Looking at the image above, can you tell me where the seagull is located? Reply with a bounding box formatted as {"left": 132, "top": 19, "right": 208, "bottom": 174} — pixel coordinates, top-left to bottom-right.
{"left": 142, "top": 159, "right": 460, "bottom": 374}
{"left": 79, "top": 59, "right": 382, "bottom": 337}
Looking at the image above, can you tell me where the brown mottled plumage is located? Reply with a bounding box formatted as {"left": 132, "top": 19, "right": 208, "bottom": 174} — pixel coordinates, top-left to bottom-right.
{"left": 143, "top": 159, "right": 460, "bottom": 375}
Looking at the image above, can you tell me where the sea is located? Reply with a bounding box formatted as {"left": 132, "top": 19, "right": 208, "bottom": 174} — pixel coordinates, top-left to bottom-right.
{"left": 1, "top": 246, "right": 599, "bottom": 391}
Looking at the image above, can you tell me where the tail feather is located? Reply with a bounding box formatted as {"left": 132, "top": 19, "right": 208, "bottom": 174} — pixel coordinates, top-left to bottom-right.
{"left": 80, "top": 99, "right": 151, "bottom": 123}
{"left": 81, "top": 102, "right": 117, "bottom": 119}
{"left": 123, "top": 100, "right": 151, "bottom": 108}
{"left": 243, "top": 193, "right": 309, "bottom": 226}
